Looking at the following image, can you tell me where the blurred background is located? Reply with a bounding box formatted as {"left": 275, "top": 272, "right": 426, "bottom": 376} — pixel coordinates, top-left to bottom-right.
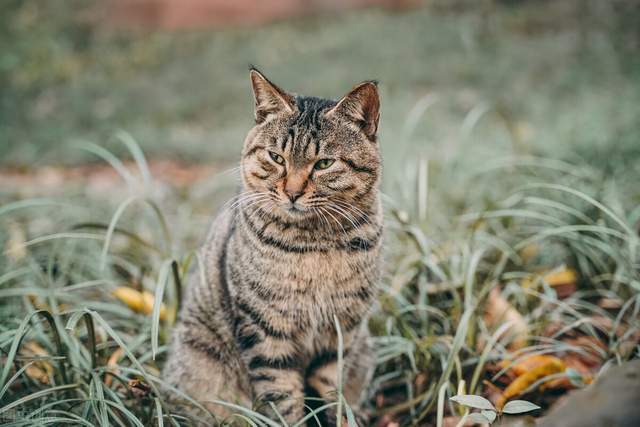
{"left": 2, "top": 0, "right": 639, "bottom": 178}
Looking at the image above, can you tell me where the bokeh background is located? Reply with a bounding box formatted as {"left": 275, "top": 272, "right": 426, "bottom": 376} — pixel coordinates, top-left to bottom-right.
{"left": 3, "top": 0, "right": 639, "bottom": 173}
{"left": 1, "top": 1, "right": 640, "bottom": 426}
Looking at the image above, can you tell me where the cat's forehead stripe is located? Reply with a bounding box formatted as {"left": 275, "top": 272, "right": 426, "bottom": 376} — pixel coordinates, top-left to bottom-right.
{"left": 286, "top": 95, "right": 336, "bottom": 165}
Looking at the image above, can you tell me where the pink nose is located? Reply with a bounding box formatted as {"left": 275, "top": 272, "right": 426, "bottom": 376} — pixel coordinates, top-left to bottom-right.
{"left": 284, "top": 188, "right": 304, "bottom": 203}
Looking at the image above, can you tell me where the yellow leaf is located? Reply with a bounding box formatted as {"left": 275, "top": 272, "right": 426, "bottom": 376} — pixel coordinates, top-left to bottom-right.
{"left": 497, "top": 356, "right": 565, "bottom": 409}
{"left": 523, "top": 267, "right": 578, "bottom": 288}
{"left": 112, "top": 287, "right": 166, "bottom": 320}
{"left": 543, "top": 268, "right": 578, "bottom": 286}
{"left": 499, "top": 354, "right": 565, "bottom": 377}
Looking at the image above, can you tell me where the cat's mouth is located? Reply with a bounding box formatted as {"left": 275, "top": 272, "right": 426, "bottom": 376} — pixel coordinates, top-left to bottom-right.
{"left": 281, "top": 201, "right": 312, "bottom": 217}
{"left": 285, "top": 204, "right": 305, "bottom": 213}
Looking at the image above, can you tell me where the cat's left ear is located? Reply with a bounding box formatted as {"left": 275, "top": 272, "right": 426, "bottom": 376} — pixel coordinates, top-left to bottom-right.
{"left": 326, "top": 81, "right": 380, "bottom": 140}
{"left": 250, "top": 68, "right": 296, "bottom": 124}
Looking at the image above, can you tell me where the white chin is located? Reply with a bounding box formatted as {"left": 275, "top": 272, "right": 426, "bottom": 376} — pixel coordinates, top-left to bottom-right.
{"left": 283, "top": 204, "right": 307, "bottom": 215}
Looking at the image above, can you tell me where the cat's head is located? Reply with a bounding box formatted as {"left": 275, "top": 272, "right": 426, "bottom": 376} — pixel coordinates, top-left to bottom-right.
{"left": 240, "top": 68, "right": 381, "bottom": 222}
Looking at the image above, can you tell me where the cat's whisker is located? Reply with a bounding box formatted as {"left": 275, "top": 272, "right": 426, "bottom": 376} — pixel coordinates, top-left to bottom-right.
{"left": 324, "top": 204, "right": 361, "bottom": 231}
{"left": 221, "top": 190, "right": 258, "bottom": 210}
{"left": 331, "top": 199, "right": 373, "bottom": 226}
{"left": 227, "top": 192, "right": 271, "bottom": 211}
{"left": 332, "top": 198, "right": 369, "bottom": 218}
{"left": 237, "top": 196, "right": 273, "bottom": 213}
{"left": 318, "top": 206, "right": 348, "bottom": 238}
{"left": 312, "top": 207, "right": 332, "bottom": 231}
{"left": 250, "top": 199, "right": 275, "bottom": 220}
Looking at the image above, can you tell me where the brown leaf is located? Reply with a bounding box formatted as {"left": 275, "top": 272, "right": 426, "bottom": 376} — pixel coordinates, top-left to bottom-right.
{"left": 484, "top": 287, "right": 528, "bottom": 350}
{"left": 22, "top": 341, "right": 53, "bottom": 384}
{"left": 104, "top": 348, "right": 124, "bottom": 387}
{"left": 128, "top": 378, "right": 151, "bottom": 399}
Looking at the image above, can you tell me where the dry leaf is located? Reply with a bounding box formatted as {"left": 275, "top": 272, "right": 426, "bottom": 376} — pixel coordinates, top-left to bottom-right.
{"left": 499, "top": 354, "right": 565, "bottom": 377}
{"left": 540, "top": 354, "right": 594, "bottom": 390}
{"left": 104, "top": 347, "right": 124, "bottom": 387}
{"left": 597, "top": 297, "right": 623, "bottom": 309}
{"left": 522, "top": 267, "right": 578, "bottom": 298}
{"left": 5, "top": 222, "right": 27, "bottom": 262}
{"left": 22, "top": 341, "right": 53, "bottom": 384}
{"left": 128, "top": 378, "right": 151, "bottom": 399}
{"left": 497, "top": 356, "right": 565, "bottom": 409}
{"left": 484, "top": 287, "right": 528, "bottom": 350}
{"left": 26, "top": 294, "right": 68, "bottom": 312}
{"left": 112, "top": 286, "right": 166, "bottom": 320}
{"left": 543, "top": 268, "right": 578, "bottom": 286}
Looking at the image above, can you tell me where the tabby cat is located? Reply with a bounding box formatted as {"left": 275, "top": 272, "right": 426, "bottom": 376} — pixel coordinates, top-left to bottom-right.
{"left": 164, "top": 68, "right": 383, "bottom": 426}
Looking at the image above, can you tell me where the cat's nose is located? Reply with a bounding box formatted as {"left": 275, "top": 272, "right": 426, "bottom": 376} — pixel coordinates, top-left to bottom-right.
{"left": 284, "top": 189, "right": 304, "bottom": 203}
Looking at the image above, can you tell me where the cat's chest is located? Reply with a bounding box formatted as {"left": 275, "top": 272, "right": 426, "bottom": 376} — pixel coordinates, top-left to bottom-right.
{"left": 261, "top": 252, "right": 376, "bottom": 330}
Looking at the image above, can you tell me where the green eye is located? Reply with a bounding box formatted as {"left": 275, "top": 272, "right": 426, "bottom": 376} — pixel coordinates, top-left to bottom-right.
{"left": 314, "top": 159, "right": 335, "bottom": 170}
{"left": 269, "top": 151, "right": 285, "bottom": 165}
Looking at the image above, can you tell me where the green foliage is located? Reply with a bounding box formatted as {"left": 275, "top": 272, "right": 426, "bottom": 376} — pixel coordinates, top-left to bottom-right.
{"left": 450, "top": 394, "right": 539, "bottom": 424}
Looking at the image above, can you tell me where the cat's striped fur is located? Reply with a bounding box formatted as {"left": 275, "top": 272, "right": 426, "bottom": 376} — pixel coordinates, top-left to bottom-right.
{"left": 165, "top": 69, "right": 382, "bottom": 426}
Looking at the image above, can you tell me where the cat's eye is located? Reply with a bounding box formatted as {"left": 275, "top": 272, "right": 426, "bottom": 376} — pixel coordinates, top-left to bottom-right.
{"left": 314, "top": 159, "right": 335, "bottom": 170}
{"left": 268, "top": 151, "right": 285, "bottom": 165}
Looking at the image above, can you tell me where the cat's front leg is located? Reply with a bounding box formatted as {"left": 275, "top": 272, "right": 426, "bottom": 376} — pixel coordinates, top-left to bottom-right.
{"left": 235, "top": 318, "right": 305, "bottom": 423}
{"left": 306, "top": 331, "right": 373, "bottom": 427}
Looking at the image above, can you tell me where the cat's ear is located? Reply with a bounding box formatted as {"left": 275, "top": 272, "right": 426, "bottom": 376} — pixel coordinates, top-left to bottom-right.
{"left": 249, "top": 68, "right": 296, "bottom": 124}
{"left": 326, "top": 81, "right": 380, "bottom": 140}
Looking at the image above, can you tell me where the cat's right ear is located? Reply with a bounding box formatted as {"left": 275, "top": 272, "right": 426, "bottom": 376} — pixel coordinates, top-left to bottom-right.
{"left": 250, "top": 68, "right": 296, "bottom": 124}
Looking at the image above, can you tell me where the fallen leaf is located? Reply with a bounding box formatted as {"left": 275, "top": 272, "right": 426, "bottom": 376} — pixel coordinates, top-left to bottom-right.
{"left": 112, "top": 286, "right": 166, "bottom": 320}
{"left": 499, "top": 354, "right": 565, "bottom": 377}
{"left": 484, "top": 287, "right": 528, "bottom": 350}
{"left": 26, "top": 294, "right": 68, "bottom": 312}
{"left": 497, "top": 356, "right": 565, "bottom": 409}
{"left": 543, "top": 268, "right": 578, "bottom": 286}
{"left": 104, "top": 347, "right": 124, "bottom": 387}
{"left": 482, "top": 380, "right": 503, "bottom": 405}
{"left": 5, "top": 222, "right": 27, "bottom": 263}
{"left": 597, "top": 298, "right": 623, "bottom": 309}
{"left": 522, "top": 267, "right": 578, "bottom": 298}
{"left": 22, "top": 341, "right": 53, "bottom": 384}
{"left": 128, "top": 378, "right": 151, "bottom": 399}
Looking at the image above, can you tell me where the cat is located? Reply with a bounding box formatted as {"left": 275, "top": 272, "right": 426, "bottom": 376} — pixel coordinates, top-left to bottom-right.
{"left": 164, "top": 68, "right": 383, "bottom": 426}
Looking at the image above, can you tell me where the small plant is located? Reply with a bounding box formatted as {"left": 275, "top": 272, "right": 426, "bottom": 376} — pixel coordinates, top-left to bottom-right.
{"left": 450, "top": 394, "right": 540, "bottom": 425}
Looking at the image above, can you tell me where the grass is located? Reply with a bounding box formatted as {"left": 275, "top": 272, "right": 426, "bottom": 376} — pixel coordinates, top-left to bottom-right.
{"left": 1, "top": 131, "right": 639, "bottom": 425}
{"left": 2, "top": 0, "right": 640, "bottom": 425}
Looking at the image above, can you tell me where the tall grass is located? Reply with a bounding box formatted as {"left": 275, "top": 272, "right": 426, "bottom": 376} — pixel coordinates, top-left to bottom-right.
{"left": 1, "top": 131, "right": 639, "bottom": 426}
